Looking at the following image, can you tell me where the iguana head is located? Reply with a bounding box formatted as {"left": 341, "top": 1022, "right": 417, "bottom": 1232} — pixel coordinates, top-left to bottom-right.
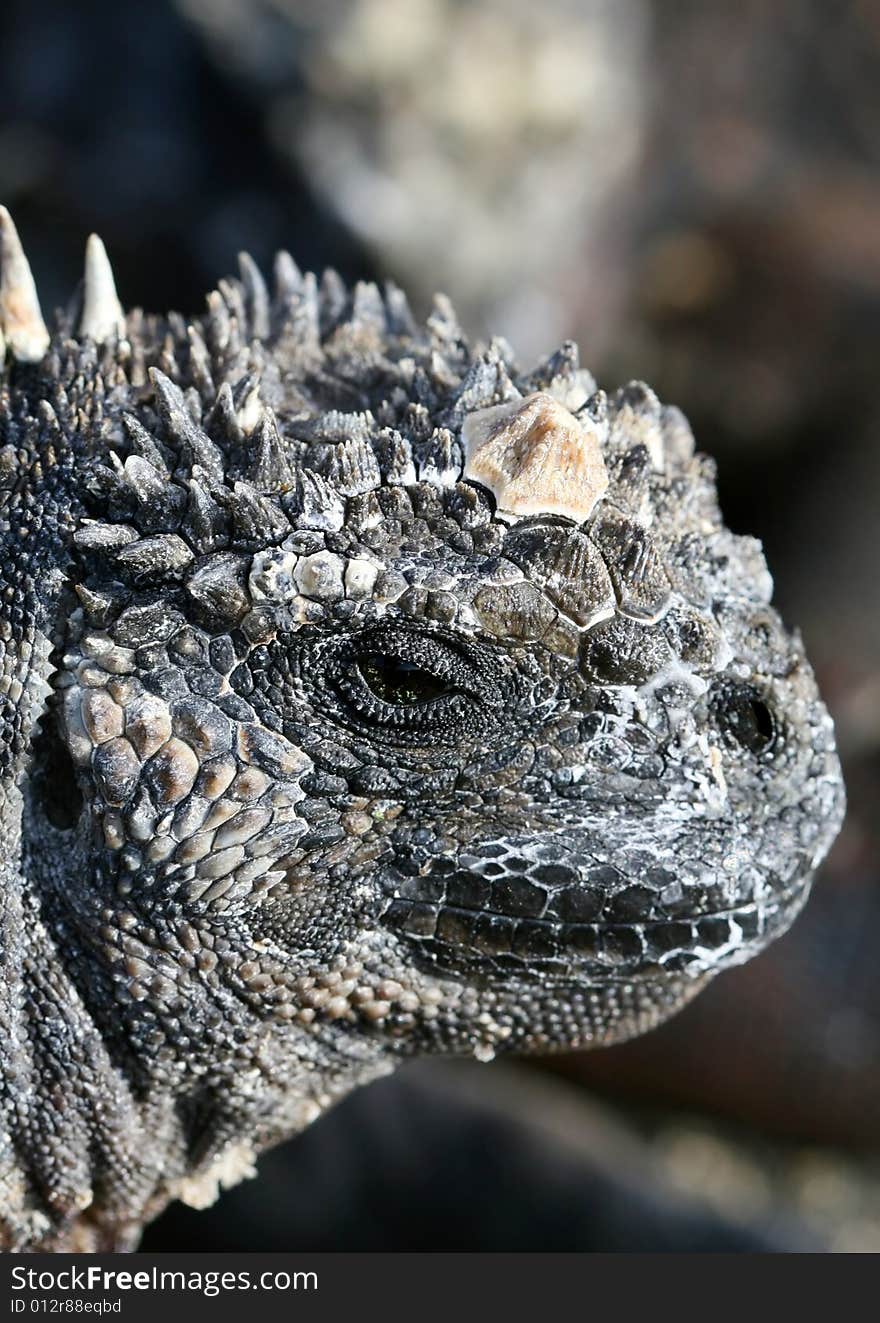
{"left": 0, "top": 210, "right": 844, "bottom": 1244}
{"left": 4, "top": 218, "right": 838, "bottom": 1066}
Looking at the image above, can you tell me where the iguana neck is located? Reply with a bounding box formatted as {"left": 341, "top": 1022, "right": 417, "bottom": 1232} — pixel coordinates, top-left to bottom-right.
{"left": 1, "top": 841, "right": 393, "bottom": 1251}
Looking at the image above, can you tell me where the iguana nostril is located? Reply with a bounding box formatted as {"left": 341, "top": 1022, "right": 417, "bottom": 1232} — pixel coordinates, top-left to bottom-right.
{"left": 714, "top": 684, "right": 778, "bottom": 755}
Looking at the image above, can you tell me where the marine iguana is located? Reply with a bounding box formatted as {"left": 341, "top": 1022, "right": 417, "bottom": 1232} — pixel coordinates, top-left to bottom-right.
{"left": 0, "top": 209, "right": 844, "bottom": 1250}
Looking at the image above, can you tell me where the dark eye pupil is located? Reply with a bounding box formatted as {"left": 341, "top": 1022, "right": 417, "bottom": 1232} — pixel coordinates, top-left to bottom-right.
{"left": 358, "top": 654, "right": 450, "bottom": 705}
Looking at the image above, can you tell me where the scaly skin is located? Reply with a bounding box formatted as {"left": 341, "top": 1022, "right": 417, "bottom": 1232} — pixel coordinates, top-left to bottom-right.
{"left": 0, "top": 216, "right": 844, "bottom": 1250}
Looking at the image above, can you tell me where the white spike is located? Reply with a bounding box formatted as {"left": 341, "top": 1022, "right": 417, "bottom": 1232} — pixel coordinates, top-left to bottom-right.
{"left": 0, "top": 206, "right": 49, "bottom": 361}
{"left": 79, "top": 233, "right": 126, "bottom": 343}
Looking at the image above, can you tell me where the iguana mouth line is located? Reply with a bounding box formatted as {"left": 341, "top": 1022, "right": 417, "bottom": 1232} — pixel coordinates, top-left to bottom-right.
{"left": 380, "top": 877, "right": 807, "bottom": 972}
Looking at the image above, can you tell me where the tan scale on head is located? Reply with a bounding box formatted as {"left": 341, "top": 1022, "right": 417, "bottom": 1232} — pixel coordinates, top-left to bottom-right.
{"left": 462, "top": 390, "right": 610, "bottom": 523}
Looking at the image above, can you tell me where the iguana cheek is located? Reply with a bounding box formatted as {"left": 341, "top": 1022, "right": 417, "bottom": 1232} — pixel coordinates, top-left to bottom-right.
{"left": 56, "top": 629, "right": 317, "bottom": 910}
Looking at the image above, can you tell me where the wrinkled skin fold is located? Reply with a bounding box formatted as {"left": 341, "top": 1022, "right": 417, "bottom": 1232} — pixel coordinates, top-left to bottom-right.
{"left": 0, "top": 215, "right": 844, "bottom": 1250}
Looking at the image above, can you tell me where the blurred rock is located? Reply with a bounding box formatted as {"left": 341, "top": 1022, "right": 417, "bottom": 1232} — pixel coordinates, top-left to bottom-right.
{"left": 0, "top": 0, "right": 371, "bottom": 317}
{"left": 177, "top": 0, "right": 649, "bottom": 359}
{"left": 614, "top": 0, "right": 880, "bottom": 460}
{"left": 143, "top": 1061, "right": 805, "bottom": 1251}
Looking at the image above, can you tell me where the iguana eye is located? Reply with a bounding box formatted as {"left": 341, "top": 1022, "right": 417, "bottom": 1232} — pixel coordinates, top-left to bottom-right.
{"left": 356, "top": 654, "right": 452, "bottom": 706}
{"left": 340, "top": 647, "right": 466, "bottom": 730}
{"left": 318, "top": 626, "right": 510, "bottom": 742}
{"left": 713, "top": 683, "right": 778, "bottom": 754}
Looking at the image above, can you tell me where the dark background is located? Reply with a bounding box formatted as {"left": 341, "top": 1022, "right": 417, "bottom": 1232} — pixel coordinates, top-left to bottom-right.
{"left": 2, "top": 0, "right": 878, "bottom": 1251}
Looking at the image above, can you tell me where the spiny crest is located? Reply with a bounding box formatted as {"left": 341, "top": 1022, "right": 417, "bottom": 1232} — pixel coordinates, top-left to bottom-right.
{"left": 0, "top": 207, "right": 735, "bottom": 640}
